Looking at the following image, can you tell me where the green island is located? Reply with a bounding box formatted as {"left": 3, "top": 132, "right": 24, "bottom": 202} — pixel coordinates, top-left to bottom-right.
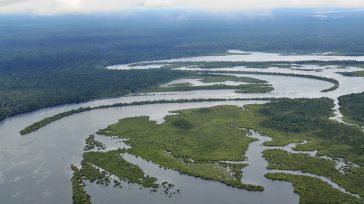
{"left": 84, "top": 135, "right": 105, "bottom": 151}
{"left": 83, "top": 150, "right": 159, "bottom": 188}
{"left": 338, "top": 71, "right": 364, "bottom": 77}
{"left": 71, "top": 134, "right": 191, "bottom": 203}
{"left": 215, "top": 71, "right": 340, "bottom": 92}
{"left": 265, "top": 173, "right": 363, "bottom": 204}
{"left": 71, "top": 148, "right": 161, "bottom": 204}
{"left": 187, "top": 73, "right": 268, "bottom": 84}
{"left": 339, "top": 92, "right": 364, "bottom": 126}
{"left": 71, "top": 165, "right": 92, "bottom": 204}
{"left": 20, "top": 107, "right": 92, "bottom": 135}
{"left": 98, "top": 106, "right": 263, "bottom": 191}
{"left": 263, "top": 149, "right": 364, "bottom": 197}
{"left": 150, "top": 72, "right": 272, "bottom": 92}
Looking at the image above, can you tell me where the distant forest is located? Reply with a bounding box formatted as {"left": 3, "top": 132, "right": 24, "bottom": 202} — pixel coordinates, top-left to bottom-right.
{"left": 1, "top": 9, "right": 364, "bottom": 120}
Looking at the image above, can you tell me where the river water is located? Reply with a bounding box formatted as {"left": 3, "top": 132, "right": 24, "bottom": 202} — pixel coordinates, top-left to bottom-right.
{"left": 1, "top": 51, "right": 364, "bottom": 203}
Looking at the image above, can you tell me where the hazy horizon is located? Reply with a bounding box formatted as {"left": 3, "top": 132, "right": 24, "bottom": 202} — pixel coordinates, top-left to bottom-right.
{"left": 1, "top": 0, "right": 364, "bottom": 15}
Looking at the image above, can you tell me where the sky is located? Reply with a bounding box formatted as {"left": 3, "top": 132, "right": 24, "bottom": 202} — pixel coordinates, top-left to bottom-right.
{"left": 0, "top": 0, "right": 364, "bottom": 15}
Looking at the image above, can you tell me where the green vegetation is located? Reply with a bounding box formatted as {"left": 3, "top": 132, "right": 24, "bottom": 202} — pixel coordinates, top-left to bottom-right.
{"left": 339, "top": 92, "right": 364, "bottom": 126}
{"left": 84, "top": 135, "right": 105, "bottom": 151}
{"left": 79, "top": 160, "right": 111, "bottom": 185}
{"left": 20, "top": 107, "right": 92, "bottom": 135}
{"left": 265, "top": 173, "right": 363, "bottom": 204}
{"left": 264, "top": 149, "right": 364, "bottom": 196}
{"left": 167, "top": 82, "right": 194, "bottom": 87}
{"left": 147, "top": 83, "right": 273, "bottom": 93}
{"left": 217, "top": 71, "right": 339, "bottom": 92}
{"left": 256, "top": 98, "right": 364, "bottom": 166}
{"left": 189, "top": 73, "right": 268, "bottom": 84}
{"left": 98, "top": 106, "right": 263, "bottom": 191}
{"left": 338, "top": 71, "right": 364, "bottom": 77}
{"left": 70, "top": 165, "right": 91, "bottom": 204}
{"left": 259, "top": 98, "right": 334, "bottom": 132}
{"left": 83, "top": 150, "right": 159, "bottom": 189}
{"left": 71, "top": 136, "right": 161, "bottom": 202}
{"left": 0, "top": 69, "right": 186, "bottom": 122}
{"left": 69, "top": 97, "right": 364, "bottom": 202}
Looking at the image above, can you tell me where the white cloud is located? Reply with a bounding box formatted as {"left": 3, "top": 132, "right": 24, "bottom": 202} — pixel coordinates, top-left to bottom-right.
{"left": 144, "top": 0, "right": 173, "bottom": 8}
{"left": 0, "top": 0, "right": 364, "bottom": 15}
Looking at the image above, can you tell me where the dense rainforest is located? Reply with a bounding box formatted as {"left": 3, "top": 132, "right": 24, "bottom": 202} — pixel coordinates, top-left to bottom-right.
{"left": 339, "top": 92, "right": 364, "bottom": 126}
{"left": 1, "top": 9, "right": 364, "bottom": 120}
{"left": 0, "top": 68, "right": 185, "bottom": 121}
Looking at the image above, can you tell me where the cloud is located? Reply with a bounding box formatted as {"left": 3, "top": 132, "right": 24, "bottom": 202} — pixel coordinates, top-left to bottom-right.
{"left": 0, "top": 0, "right": 32, "bottom": 6}
{"left": 0, "top": 0, "right": 364, "bottom": 15}
{"left": 144, "top": 0, "right": 173, "bottom": 8}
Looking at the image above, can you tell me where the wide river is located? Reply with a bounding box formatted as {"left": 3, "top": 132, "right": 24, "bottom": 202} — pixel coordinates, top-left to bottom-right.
{"left": 1, "top": 51, "right": 364, "bottom": 203}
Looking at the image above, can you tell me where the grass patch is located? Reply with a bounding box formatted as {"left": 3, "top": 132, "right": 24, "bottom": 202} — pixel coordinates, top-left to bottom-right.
{"left": 84, "top": 135, "right": 105, "bottom": 151}
{"left": 265, "top": 173, "right": 363, "bottom": 204}
{"left": 264, "top": 149, "right": 364, "bottom": 197}
{"left": 71, "top": 165, "right": 91, "bottom": 204}
{"left": 98, "top": 106, "right": 263, "bottom": 191}
{"left": 83, "top": 150, "right": 159, "bottom": 189}
{"left": 338, "top": 71, "right": 364, "bottom": 77}
{"left": 255, "top": 98, "right": 364, "bottom": 166}
{"left": 189, "top": 74, "right": 267, "bottom": 84}
{"left": 167, "top": 82, "right": 194, "bottom": 87}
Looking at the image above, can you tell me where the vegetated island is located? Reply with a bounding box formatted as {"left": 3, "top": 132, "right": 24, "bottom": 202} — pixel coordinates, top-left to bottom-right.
{"left": 211, "top": 71, "right": 340, "bottom": 93}
{"left": 185, "top": 73, "right": 268, "bottom": 84}
{"left": 97, "top": 105, "right": 264, "bottom": 191}
{"left": 147, "top": 72, "right": 273, "bottom": 93}
{"left": 337, "top": 71, "right": 364, "bottom": 77}
{"left": 71, "top": 148, "right": 160, "bottom": 204}
{"left": 264, "top": 149, "right": 364, "bottom": 197}
{"left": 265, "top": 173, "right": 363, "bottom": 204}
{"left": 94, "top": 98, "right": 364, "bottom": 203}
